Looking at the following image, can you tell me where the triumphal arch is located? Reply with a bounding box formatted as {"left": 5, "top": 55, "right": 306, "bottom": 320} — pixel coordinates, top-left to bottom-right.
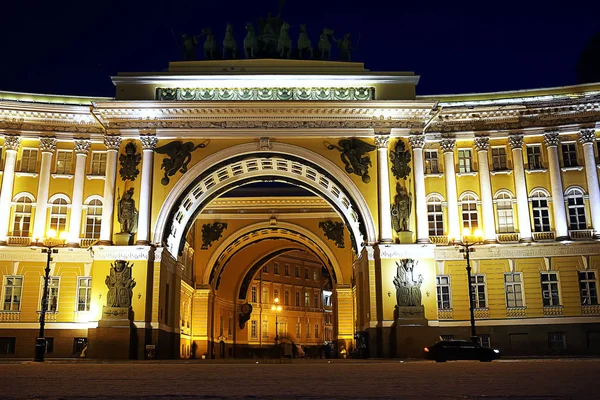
{"left": 1, "top": 58, "right": 600, "bottom": 359}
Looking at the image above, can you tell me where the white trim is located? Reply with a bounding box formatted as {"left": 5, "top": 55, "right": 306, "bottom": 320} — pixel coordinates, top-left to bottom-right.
{"left": 11, "top": 192, "right": 35, "bottom": 203}
{"left": 48, "top": 193, "right": 72, "bottom": 204}
{"left": 561, "top": 166, "right": 584, "bottom": 172}
{"left": 525, "top": 168, "right": 548, "bottom": 174}
{"left": 458, "top": 191, "right": 479, "bottom": 203}
{"left": 564, "top": 185, "right": 587, "bottom": 196}
{"left": 429, "top": 316, "right": 600, "bottom": 327}
{"left": 493, "top": 189, "right": 514, "bottom": 200}
{"left": 529, "top": 187, "right": 552, "bottom": 198}
{"left": 426, "top": 193, "right": 445, "bottom": 202}
{"left": 15, "top": 172, "right": 38, "bottom": 178}
{"left": 84, "top": 194, "right": 104, "bottom": 205}
{"left": 51, "top": 174, "right": 74, "bottom": 179}
{"left": 85, "top": 174, "right": 105, "bottom": 180}
{"left": 490, "top": 169, "right": 513, "bottom": 176}
{"left": 0, "top": 321, "right": 98, "bottom": 329}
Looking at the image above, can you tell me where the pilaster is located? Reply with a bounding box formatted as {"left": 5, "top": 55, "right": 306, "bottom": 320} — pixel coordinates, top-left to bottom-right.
{"left": 474, "top": 137, "right": 496, "bottom": 242}
{"left": 99, "top": 135, "right": 122, "bottom": 245}
{"left": 137, "top": 134, "right": 158, "bottom": 245}
{"left": 409, "top": 135, "right": 429, "bottom": 243}
{"left": 375, "top": 134, "right": 393, "bottom": 243}
{"left": 578, "top": 128, "right": 600, "bottom": 238}
{"left": 68, "top": 139, "right": 91, "bottom": 246}
{"left": 544, "top": 132, "right": 568, "bottom": 240}
{"left": 0, "top": 135, "right": 21, "bottom": 243}
{"left": 508, "top": 134, "right": 533, "bottom": 241}
{"left": 32, "top": 137, "right": 57, "bottom": 238}
{"left": 440, "top": 139, "right": 460, "bottom": 240}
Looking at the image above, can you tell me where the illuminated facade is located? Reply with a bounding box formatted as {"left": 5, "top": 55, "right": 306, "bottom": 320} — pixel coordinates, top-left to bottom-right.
{"left": 0, "top": 59, "right": 599, "bottom": 358}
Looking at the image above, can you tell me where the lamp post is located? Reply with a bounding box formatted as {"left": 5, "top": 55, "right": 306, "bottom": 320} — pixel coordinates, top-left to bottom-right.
{"left": 32, "top": 229, "right": 67, "bottom": 362}
{"left": 271, "top": 297, "right": 282, "bottom": 345}
{"left": 449, "top": 227, "right": 483, "bottom": 344}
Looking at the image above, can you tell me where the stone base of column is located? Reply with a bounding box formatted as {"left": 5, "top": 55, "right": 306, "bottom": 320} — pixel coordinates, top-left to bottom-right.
{"left": 135, "top": 240, "right": 150, "bottom": 246}
{"left": 556, "top": 236, "right": 570, "bottom": 241}
{"left": 97, "top": 240, "right": 113, "bottom": 246}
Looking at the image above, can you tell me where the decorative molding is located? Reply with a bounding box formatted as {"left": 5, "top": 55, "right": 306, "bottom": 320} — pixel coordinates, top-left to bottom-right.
{"left": 474, "top": 136, "right": 490, "bottom": 152}
{"left": 39, "top": 137, "right": 57, "bottom": 153}
{"left": 578, "top": 128, "right": 596, "bottom": 144}
{"left": 74, "top": 139, "right": 91, "bottom": 155}
{"left": 543, "top": 132, "right": 560, "bottom": 147}
{"left": 90, "top": 245, "right": 160, "bottom": 261}
{"left": 140, "top": 135, "right": 158, "bottom": 150}
{"left": 508, "top": 134, "right": 524, "bottom": 150}
{"left": 408, "top": 135, "right": 425, "bottom": 149}
{"left": 374, "top": 135, "right": 390, "bottom": 149}
{"left": 367, "top": 244, "right": 436, "bottom": 260}
{"left": 439, "top": 139, "right": 455, "bottom": 153}
{"left": 259, "top": 137, "right": 271, "bottom": 150}
{"left": 104, "top": 135, "right": 122, "bottom": 150}
{"left": 2, "top": 135, "right": 21, "bottom": 151}
{"left": 156, "top": 87, "right": 375, "bottom": 101}
{"left": 435, "top": 242, "right": 600, "bottom": 261}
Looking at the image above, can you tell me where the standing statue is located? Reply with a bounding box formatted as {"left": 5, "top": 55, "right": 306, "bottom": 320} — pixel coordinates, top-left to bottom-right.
{"left": 117, "top": 188, "right": 138, "bottom": 234}
{"left": 200, "top": 28, "right": 218, "bottom": 60}
{"left": 222, "top": 23, "right": 238, "bottom": 59}
{"left": 297, "top": 24, "right": 313, "bottom": 59}
{"left": 105, "top": 260, "right": 136, "bottom": 308}
{"left": 393, "top": 259, "right": 423, "bottom": 307}
{"left": 391, "top": 183, "right": 412, "bottom": 233}
{"left": 393, "top": 261, "right": 410, "bottom": 307}
{"left": 318, "top": 28, "right": 335, "bottom": 60}
{"left": 182, "top": 34, "right": 199, "bottom": 61}
{"left": 276, "top": 21, "right": 292, "bottom": 58}
{"left": 325, "top": 138, "right": 377, "bottom": 183}
{"left": 244, "top": 22, "right": 258, "bottom": 58}
{"left": 257, "top": 11, "right": 282, "bottom": 57}
{"left": 335, "top": 33, "right": 357, "bottom": 62}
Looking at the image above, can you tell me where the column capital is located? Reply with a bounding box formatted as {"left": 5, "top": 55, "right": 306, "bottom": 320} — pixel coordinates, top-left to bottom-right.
{"left": 544, "top": 132, "right": 560, "bottom": 147}
{"left": 74, "top": 139, "right": 91, "bottom": 155}
{"left": 2, "top": 135, "right": 21, "bottom": 151}
{"left": 374, "top": 135, "right": 390, "bottom": 149}
{"left": 474, "top": 137, "right": 490, "bottom": 152}
{"left": 508, "top": 134, "right": 524, "bottom": 150}
{"left": 104, "top": 135, "right": 122, "bottom": 150}
{"left": 439, "top": 138, "right": 456, "bottom": 153}
{"left": 39, "top": 137, "right": 57, "bottom": 153}
{"left": 578, "top": 128, "right": 597, "bottom": 144}
{"left": 408, "top": 135, "right": 425, "bottom": 149}
{"left": 140, "top": 135, "right": 159, "bottom": 150}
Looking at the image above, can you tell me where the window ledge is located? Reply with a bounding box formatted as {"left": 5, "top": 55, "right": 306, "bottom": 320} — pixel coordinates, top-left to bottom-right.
{"left": 457, "top": 171, "right": 478, "bottom": 177}
{"left": 15, "top": 171, "right": 38, "bottom": 178}
{"left": 424, "top": 173, "right": 444, "bottom": 178}
{"left": 561, "top": 166, "right": 583, "bottom": 172}
{"left": 525, "top": 168, "right": 547, "bottom": 174}
{"left": 86, "top": 174, "right": 106, "bottom": 180}
{"left": 490, "top": 169, "right": 512, "bottom": 176}
{"left": 51, "top": 173, "right": 74, "bottom": 179}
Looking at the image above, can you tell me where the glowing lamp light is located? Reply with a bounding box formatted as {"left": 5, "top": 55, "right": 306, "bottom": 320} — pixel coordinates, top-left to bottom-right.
{"left": 462, "top": 227, "right": 471, "bottom": 237}
{"left": 474, "top": 228, "right": 484, "bottom": 238}
{"left": 47, "top": 229, "right": 57, "bottom": 239}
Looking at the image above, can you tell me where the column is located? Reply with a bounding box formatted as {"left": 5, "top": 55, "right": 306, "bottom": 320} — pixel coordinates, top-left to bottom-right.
{"left": 409, "top": 135, "right": 429, "bottom": 243}
{"left": 32, "top": 138, "right": 57, "bottom": 239}
{"left": 474, "top": 137, "right": 497, "bottom": 243}
{"left": 508, "top": 134, "right": 533, "bottom": 242}
{"left": 136, "top": 134, "right": 158, "bottom": 245}
{"left": 67, "top": 140, "right": 91, "bottom": 246}
{"left": 578, "top": 128, "right": 600, "bottom": 238}
{"left": 375, "top": 134, "right": 393, "bottom": 243}
{"left": 0, "top": 135, "right": 21, "bottom": 243}
{"left": 544, "top": 132, "right": 569, "bottom": 240}
{"left": 99, "top": 135, "right": 122, "bottom": 245}
{"left": 440, "top": 139, "right": 460, "bottom": 240}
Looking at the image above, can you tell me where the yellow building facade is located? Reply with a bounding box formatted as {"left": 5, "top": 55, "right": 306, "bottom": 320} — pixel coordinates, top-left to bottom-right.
{"left": 0, "top": 59, "right": 599, "bottom": 358}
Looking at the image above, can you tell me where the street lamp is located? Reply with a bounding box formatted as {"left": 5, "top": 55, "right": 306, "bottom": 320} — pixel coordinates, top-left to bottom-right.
{"left": 449, "top": 227, "right": 483, "bottom": 344}
{"left": 32, "top": 229, "right": 68, "bottom": 362}
{"left": 271, "top": 297, "right": 282, "bottom": 345}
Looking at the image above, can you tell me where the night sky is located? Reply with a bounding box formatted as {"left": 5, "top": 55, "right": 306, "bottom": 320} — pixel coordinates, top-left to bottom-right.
{"left": 1, "top": 0, "right": 599, "bottom": 98}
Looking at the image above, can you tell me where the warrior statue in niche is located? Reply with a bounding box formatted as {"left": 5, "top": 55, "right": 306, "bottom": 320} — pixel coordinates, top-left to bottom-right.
{"left": 105, "top": 260, "right": 136, "bottom": 308}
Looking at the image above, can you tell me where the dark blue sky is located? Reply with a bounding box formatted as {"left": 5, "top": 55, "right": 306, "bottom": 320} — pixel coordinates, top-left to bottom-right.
{"left": 1, "top": 0, "right": 598, "bottom": 97}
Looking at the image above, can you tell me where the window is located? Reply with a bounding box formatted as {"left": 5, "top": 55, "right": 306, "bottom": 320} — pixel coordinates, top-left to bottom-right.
{"left": 85, "top": 199, "right": 102, "bottom": 239}
{"left": 262, "top": 319, "right": 268, "bottom": 338}
{"left": 304, "top": 292, "right": 310, "bottom": 307}
{"left": 478, "top": 334, "right": 491, "bottom": 348}
{"left": 262, "top": 288, "right": 268, "bottom": 303}
{"left": 251, "top": 320, "right": 257, "bottom": 339}
{"left": 324, "top": 292, "right": 332, "bottom": 307}
{"left": 548, "top": 332, "right": 567, "bottom": 349}
{"left": 77, "top": 277, "right": 92, "bottom": 312}
{"left": 304, "top": 268, "right": 309, "bottom": 279}
{"left": 436, "top": 276, "right": 451, "bottom": 310}
{"left": 296, "top": 319, "right": 301, "bottom": 338}
{"left": 49, "top": 197, "right": 69, "bottom": 232}
{"left": 274, "top": 289, "right": 279, "bottom": 302}
{"left": 12, "top": 195, "right": 33, "bottom": 237}
{"left": 73, "top": 338, "right": 87, "bottom": 355}
{"left": 504, "top": 273, "right": 524, "bottom": 308}
{"left": 470, "top": 274, "right": 487, "bottom": 308}
{"left": 579, "top": 271, "right": 598, "bottom": 305}
{"left": 314, "top": 323, "right": 319, "bottom": 338}
{"left": 295, "top": 291, "right": 300, "bottom": 306}
{"left": 424, "top": 150, "right": 439, "bottom": 174}
{"left": 491, "top": 147, "right": 507, "bottom": 170}
{"left": 461, "top": 194, "right": 479, "bottom": 230}
{"left": 273, "top": 262, "right": 279, "bottom": 275}
{"left": 39, "top": 277, "right": 60, "bottom": 313}
{"left": 565, "top": 188, "right": 587, "bottom": 230}
{"left": 279, "top": 322, "right": 287, "bottom": 337}
{"left": 295, "top": 266, "right": 300, "bottom": 278}
{"left": 541, "top": 272, "right": 560, "bottom": 306}
{"left": 0, "top": 337, "right": 16, "bottom": 355}
{"left": 262, "top": 264, "right": 268, "bottom": 273}
{"left": 440, "top": 335, "right": 454, "bottom": 341}
{"left": 561, "top": 143, "right": 578, "bottom": 167}
{"left": 20, "top": 149, "right": 38, "bottom": 172}
{"left": 313, "top": 293, "right": 319, "bottom": 308}
{"left": 458, "top": 149, "right": 472, "bottom": 173}
{"left": 427, "top": 195, "right": 444, "bottom": 236}
{"left": 2, "top": 276, "right": 23, "bottom": 311}
{"left": 306, "top": 321, "right": 311, "bottom": 338}
{"left": 90, "top": 152, "right": 107, "bottom": 175}
{"left": 284, "top": 264, "right": 289, "bottom": 276}
{"left": 219, "top": 315, "right": 224, "bottom": 336}
{"left": 55, "top": 150, "right": 73, "bottom": 174}
{"left": 496, "top": 193, "right": 514, "bottom": 233}
{"left": 284, "top": 290, "right": 290, "bottom": 306}
{"left": 251, "top": 286, "right": 257, "bottom": 303}
{"left": 313, "top": 269, "right": 318, "bottom": 281}
{"left": 531, "top": 190, "right": 551, "bottom": 232}
{"left": 527, "top": 145, "right": 543, "bottom": 169}
{"left": 228, "top": 315, "right": 232, "bottom": 337}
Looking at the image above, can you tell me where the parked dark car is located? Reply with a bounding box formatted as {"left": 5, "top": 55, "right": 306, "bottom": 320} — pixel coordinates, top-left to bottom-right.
{"left": 424, "top": 340, "right": 501, "bottom": 362}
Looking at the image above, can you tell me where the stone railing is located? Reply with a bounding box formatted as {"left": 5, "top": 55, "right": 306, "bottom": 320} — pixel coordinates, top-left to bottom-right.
{"left": 7, "top": 236, "right": 32, "bottom": 246}
{"left": 533, "top": 231, "right": 556, "bottom": 241}
{"left": 429, "top": 236, "right": 449, "bottom": 245}
{"left": 37, "top": 311, "right": 57, "bottom": 323}
{"left": 80, "top": 238, "right": 99, "bottom": 248}
{"left": 506, "top": 307, "right": 527, "bottom": 318}
{"left": 543, "top": 305, "right": 564, "bottom": 316}
{"left": 0, "top": 311, "right": 21, "bottom": 322}
{"left": 438, "top": 309, "right": 453, "bottom": 320}
{"left": 582, "top": 305, "right": 600, "bottom": 315}
{"left": 474, "top": 308, "right": 489, "bottom": 319}
{"left": 568, "top": 229, "right": 594, "bottom": 240}
{"left": 497, "top": 233, "right": 520, "bottom": 243}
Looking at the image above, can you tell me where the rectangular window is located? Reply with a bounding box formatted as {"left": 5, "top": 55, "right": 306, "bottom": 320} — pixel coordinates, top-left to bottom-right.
{"left": 73, "top": 338, "right": 87, "bottom": 355}
{"left": 458, "top": 149, "right": 472, "bottom": 173}
{"left": 306, "top": 320, "right": 311, "bottom": 338}
{"left": 90, "top": 151, "right": 107, "bottom": 175}
{"left": 295, "top": 266, "right": 300, "bottom": 278}
{"left": 427, "top": 200, "right": 444, "bottom": 236}
{"left": 504, "top": 273, "right": 524, "bottom": 308}
{"left": 296, "top": 319, "right": 301, "bottom": 338}
{"left": 579, "top": 271, "right": 598, "bottom": 305}
{"left": 251, "top": 320, "right": 257, "bottom": 339}
{"left": 478, "top": 334, "right": 491, "bottom": 348}
{"left": 0, "top": 337, "right": 16, "bottom": 355}
{"left": 313, "top": 269, "right": 318, "bottom": 281}
{"left": 279, "top": 322, "right": 287, "bottom": 337}
{"left": 461, "top": 199, "right": 478, "bottom": 230}
{"left": 440, "top": 335, "right": 455, "bottom": 341}
{"left": 470, "top": 274, "right": 487, "bottom": 308}
{"left": 273, "top": 262, "right": 279, "bottom": 275}
{"left": 284, "top": 290, "right": 290, "bottom": 306}
{"left": 527, "top": 145, "right": 543, "bottom": 169}
{"left": 262, "top": 319, "right": 268, "bottom": 338}
{"left": 496, "top": 199, "right": 515, "bottom": 233}
{"left": 2, "top": 276, "right": 23, "bottom": 311}
{"left": 304, "top": 292, "right": 310, "bottom": 307}
{"left": 274, "top": 289, "right": 279, "bottom": 303}
{"left": 541, "top": 272, "right": 560, "bottom": 306}
{"left": 314, "top": 323, "right": 319, "bottom": 338}
{"left": 39, "top": 277, "right": 60, "bottom": 312}
{"left": 548, "top": 332, "right": 567, "bottom": 349}
{"left": 12, "top": 197, "right": 32, "bottom": 237}
{"left": 262, "top": 287, "right": 268, "bottom": 304}
{"left": 85, "top": 200, "right": 102, "bottom": 239}
{"left": 424, "top": 150, "right": 439, "bottom": 174}
{"left": 532, "top": 196, "right": 551, "bottom": 232}
{"left": 20, "top": 149, "right": 38, "bottom": 172}
{"left": 304, "top": 268, "right": 309, "bottom": 279}
{"left": 295, "top": 291, "right": 300, "bottom": 306}
{"left": 561, "top": 143, "right": 578, "bottom": 167}
{"left": 313, "top": 293, "right": 319, "bottom": 308}
{"left": 491, "top": 147, "right": 507, "bottom": 170}
{"left": 436, "top": 276, "right": 451, "bottom": 310}
{"left": 55, "top": 150, "right": 73, "bottom": 174}
{"left": 76, "top": 277, "right": 92, "bottom": 312}
{"left": 284, "top": 264, "right": 289, "bottom": 276}
{"left": 262, "top": 264, "right": 268, "bottom": 273}
{"left": 251, "top": 286, "right": 257, "bottom": 303}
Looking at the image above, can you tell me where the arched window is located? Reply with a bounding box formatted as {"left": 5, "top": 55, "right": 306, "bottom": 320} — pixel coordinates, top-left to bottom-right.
{"left": 565, "top": 188, "right": 587, "bottom": 230}
{"left": 49, "top": 196, "right": 69, "bottom": 233}
{"left": 85, "top": 199, "right": 103, "bottom": 239}
{"left": 495, "top": 192, "right": 515, "bottom": 233}
{"left": 426, "top": 194, "right": 444, "bottom": 236}
{"left": 530, "top": 190, "right": 551, "bottom": 232}
{"left": 460, "top": 193, "right": 479, "bottom": 231}
{"left": 12, "top": 194, "right": 34, "bottom": 237}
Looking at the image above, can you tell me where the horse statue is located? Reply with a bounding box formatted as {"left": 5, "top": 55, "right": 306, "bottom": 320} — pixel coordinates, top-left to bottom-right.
{"left": 276, "top": 21, "right": 292, "bottom": 59}
{"left": 297, "top": 24, "right": 313, "bottom": 59}
{"left": 244, "top": 22, "right": 258, "bottom": 58}
{"left": 318, "top": 28, "right": 334, "bottom": 60}
{"left": 200, "top": 28, "right": 218, "bottom": 60}
{"left": 222, "top": 23, "right": 238, "bottom": 59}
